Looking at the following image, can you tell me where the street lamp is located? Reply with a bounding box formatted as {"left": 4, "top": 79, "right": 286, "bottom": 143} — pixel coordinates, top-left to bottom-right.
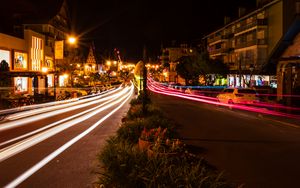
{"left": 54, "top": 36, "right": 77, "bottom": 100}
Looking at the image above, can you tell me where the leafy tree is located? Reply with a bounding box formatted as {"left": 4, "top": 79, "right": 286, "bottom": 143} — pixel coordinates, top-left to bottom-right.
{"left": 176, "top": 51, "right": 228, "bottom": 85}
{"left": 176, "top": 56, "right": 203, "bottom": 85}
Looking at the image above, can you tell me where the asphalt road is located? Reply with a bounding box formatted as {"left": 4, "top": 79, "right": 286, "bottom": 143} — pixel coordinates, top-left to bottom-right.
{"left": 150, "top": 92, "right": 300, "bottom": 188}
{"left": 0, "top": 85, "right": 134, "bottom": 187}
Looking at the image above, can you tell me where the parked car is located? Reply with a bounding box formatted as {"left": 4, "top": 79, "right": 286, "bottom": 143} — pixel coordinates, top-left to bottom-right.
{"left": 216, "top": 88, "right": 259, "bottom": 104}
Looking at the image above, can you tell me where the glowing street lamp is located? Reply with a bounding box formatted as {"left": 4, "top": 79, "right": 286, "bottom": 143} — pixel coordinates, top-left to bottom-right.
{"left": 54, "top": 35, "right": 77, "bottom": 100}
{"left": 68, "top": 36, "right": 76, "bottom": 45}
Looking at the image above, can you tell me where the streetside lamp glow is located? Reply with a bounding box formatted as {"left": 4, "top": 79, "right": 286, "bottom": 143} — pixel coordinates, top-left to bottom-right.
{"left": 42, "top": 67, "right": 48, "bottom": 73}
{"left": 68, "top": 36, "right": 76, "bottom": 44}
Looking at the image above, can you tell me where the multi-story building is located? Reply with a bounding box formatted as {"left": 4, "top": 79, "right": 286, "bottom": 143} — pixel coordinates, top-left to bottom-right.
{"left": 0, "top": 0, "right": 75, "bottom": 99}
{"left": 203, "top": 0, "right": 299, "bottom": 92}
{"left": 160, "top": 44, "right": 197, "bottom": 84}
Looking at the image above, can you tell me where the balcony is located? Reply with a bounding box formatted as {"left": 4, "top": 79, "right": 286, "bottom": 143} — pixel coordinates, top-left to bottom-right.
{"left": 235, "top": 19, "right": 268, "bottom": 34}
{"left": 235, "top": 39, "right": 268, "bottom": 49}
{"left": 207, "top": 35, "right": 229, "bottom": 44}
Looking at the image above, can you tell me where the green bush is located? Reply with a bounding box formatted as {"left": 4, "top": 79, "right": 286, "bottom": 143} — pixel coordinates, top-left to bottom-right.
{"left": 116, "top": 119, "right": 146, "bottom": 144}
{"left": 98, "top": 136, "right": 148, "bottom": 187}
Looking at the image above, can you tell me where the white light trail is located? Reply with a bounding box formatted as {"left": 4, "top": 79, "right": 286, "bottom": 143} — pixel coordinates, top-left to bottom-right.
{"left": 4, "top": 85, "right": 134, "bottom": 188}
{"left": 0, "top": 86, "right": 133, "bottom": 162}
{"left": 6, "top": 87, "right": 122, "bottom": 120}
{"left": 0, "top": 88, "right": 123, "bottom": 147}
{"left": 0, "top": 87, "right": 128, "bottom": 132}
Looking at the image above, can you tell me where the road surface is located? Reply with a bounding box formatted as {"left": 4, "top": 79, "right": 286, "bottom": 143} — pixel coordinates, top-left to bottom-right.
{"left": 0, "top": 85, "right": 134, "bottom": 187}
{"left": 150, "top": 91, "right": 300, "bottom": 188}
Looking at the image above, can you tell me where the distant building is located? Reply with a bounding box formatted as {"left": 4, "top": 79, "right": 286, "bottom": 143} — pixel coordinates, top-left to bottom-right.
{"left": 160, "top": 44, "right": 197, "bottom": 84}
{"left": 84, "top": 44, "right": 98, "bottom": 75}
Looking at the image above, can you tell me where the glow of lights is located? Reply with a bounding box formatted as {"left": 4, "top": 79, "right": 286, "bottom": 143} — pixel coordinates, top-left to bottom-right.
{"left": 4, "top": 86, "right": 134, "bottom": 188}
{"left": 113, "top": 61, "right": 117, "bottom": 65}
{"left": 77, "top": 64, "right": 80, "bottom": 67}
{"left": 41, "top": 67, "right": 48, "bottom": 73}
{"left": 63, "top": 74, "right": 68, "bottom": 78}
{"left": 106, "top": 61, "right": 111, "bottom": 66}
{"left": 68, "top": 36, "right": 76, "bottom": 44}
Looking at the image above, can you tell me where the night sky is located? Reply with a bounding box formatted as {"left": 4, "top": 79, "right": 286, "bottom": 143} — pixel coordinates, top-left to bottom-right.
{"left": 71, "top": 0, "right": 256, "bottom": 61}
{"left": 1, "top": 0, "right": 256, "bottom": 61}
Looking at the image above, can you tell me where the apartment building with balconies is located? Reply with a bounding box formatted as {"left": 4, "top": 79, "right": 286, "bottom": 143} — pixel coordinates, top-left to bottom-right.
{"left": 203, "top": 0, "right": 299, "bottom": 89}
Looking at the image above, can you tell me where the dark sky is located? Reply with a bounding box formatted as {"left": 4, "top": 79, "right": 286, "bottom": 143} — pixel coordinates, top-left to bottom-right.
{"left": 1, "top": 0, "right": 256, "bottom": 61}
{"left": 70, "top": 0, "right": 257, "bottom": 61}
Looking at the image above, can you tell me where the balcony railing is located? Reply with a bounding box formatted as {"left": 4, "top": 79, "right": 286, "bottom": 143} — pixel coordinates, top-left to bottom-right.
{"left": 235, "top": 39, "right": 268, "bottom": 49}
{"left": 235, "top": 19, "right": 268, "bottom": 34}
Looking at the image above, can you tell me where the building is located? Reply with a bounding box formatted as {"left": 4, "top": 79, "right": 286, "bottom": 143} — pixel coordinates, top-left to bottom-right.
{"left": 0, "top": 0, "right": 76, "bottom": 99}
{"left": 160, "top": 44, "right": 197, "bottom": 84}
{"left": 203, "top": 0, "right": 300, "bottom": 92}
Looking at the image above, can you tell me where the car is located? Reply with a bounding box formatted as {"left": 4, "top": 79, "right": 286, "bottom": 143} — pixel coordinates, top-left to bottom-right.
{"left": 216, "top": 88, "right": 259, "bottom": 104}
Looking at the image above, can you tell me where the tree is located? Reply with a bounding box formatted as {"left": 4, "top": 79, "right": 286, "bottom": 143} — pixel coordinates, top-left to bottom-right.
{"left": 176, "top": 56, "right": 203, "bottom": 85}
{"left": 176, "top": 51, "right": 229, "bottom": 86}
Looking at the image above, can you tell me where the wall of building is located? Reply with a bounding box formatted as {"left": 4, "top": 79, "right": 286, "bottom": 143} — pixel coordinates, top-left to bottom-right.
{"left": 267, "top": 0, "right": 283, "bottom": 56}
{"left": 0, "top": 33, "right": 25, "bottom": 51}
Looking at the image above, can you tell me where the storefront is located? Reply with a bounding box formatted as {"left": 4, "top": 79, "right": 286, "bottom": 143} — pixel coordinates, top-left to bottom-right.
{"left": 227, "top": 74, "right": 274, "bottom": 88}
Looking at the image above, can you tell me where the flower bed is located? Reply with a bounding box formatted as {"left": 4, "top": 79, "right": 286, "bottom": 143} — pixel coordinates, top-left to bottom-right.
{"left": 97, "top": 94, "right": 234, "bottom": 187}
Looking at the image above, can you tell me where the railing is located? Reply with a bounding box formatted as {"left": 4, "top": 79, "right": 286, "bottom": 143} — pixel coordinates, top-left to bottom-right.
{"left": 235, "top": 39, "right": 268, "bottom": 49}
{"left": 235, "top": 19, "right": 268, "bottom": 34}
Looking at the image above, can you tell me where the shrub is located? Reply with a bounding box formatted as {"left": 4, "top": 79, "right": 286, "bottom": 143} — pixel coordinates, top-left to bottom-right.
{"left": 97, "top": 136, "right": 148, "bottom": 187}
{"left": 116, "top": 119, "right": 145, "bottom": 144}
{"left": 98, "top": 137, "right": 231, "bottom": 188}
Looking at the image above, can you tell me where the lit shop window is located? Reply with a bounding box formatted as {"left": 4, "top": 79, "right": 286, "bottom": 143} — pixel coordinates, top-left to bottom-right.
{"left": 14, "top": 77, "right": 28, "bottom": 93}
{"left": 0, "top": 49, "right": 10, "bottom": 69}
{"left": 59, "top": 74, "right": 68, "bottom": 87}
{"left": 14, "top": 52, "right": 28, "bottom": 70}
{"left": 47, "top": 74, "right": 53, "bottom": 87}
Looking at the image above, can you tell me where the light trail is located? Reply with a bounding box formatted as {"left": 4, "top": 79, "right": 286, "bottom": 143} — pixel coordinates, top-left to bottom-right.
{"left": 4, "top": 85, "right": 134, "bottom": 188}
{"left": 0, "top": 85, "right": 133, "bottom": 163}
{"left": 5, "top": 87, "right": 121, "bottom": 120}
{"left": 0, "top": 87, "right": 128, "bottom": 132}
{"left": 0, "top": 88, "right": 125, "bottom": 147}
{"left": 148, "top": 80, "right": 300, "bottom": 120}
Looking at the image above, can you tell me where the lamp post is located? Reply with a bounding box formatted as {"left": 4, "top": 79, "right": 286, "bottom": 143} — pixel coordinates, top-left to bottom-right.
{"left": 54, "top": 36, "right": 77, "bottom": 100}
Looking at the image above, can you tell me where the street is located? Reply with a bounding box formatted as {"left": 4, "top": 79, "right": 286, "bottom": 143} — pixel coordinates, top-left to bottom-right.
{"left": 0, "top": 85, "right": 134, "bottom": 187}
{"left": 150, "top": 91, "right": 300, "bottom": 188}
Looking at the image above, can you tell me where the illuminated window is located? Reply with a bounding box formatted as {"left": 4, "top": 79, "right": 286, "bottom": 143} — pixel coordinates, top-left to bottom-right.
{"left": 47, "top": 75, "right": 53, "bottom": 87}
{"left": 14, "top": 52, "right": 28, "bottom": 70}
{"left": 31, "top": 36, "right": 43, "bottom": 71}
{"left": 14, "top": 77, "right": 28, "bottom": 93}
{"left": 0, "top": 49, "right": 10, "bottom": 69}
